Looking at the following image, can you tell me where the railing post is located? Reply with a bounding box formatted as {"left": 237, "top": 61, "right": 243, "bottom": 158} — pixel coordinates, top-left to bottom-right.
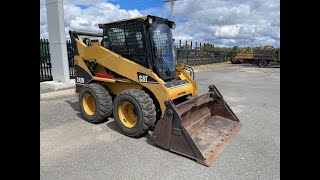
{"left": 186, "top": 40, "right": 188, "bottom": 64}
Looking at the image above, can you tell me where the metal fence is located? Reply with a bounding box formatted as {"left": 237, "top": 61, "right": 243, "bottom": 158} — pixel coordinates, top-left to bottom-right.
{"left": 175, "top": 49, "right": 227, "bottom": 65}
{"left": 40, "top": 39, "right": 229, "bottom": 82}
{"left": 40, "top": 39, "right": 75, "bottom": 82}
{"left": 40, "top": 39, "right": 52, "bottom": 82}
{"left": 174, "top": 40, "right": 229, "bottom": 65}
{"left": 66, "top": 40, "right": 75, "bottom": 78}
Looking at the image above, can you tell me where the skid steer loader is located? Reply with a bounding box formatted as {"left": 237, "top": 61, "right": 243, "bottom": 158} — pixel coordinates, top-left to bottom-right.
{"left": 69, "top": 15, "right": 242, "bottom": 166}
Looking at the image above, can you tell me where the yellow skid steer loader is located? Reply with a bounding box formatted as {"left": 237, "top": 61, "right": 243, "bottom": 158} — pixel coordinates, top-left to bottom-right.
{"left": 69, "top": 15, "right": 242, "bottom": 166}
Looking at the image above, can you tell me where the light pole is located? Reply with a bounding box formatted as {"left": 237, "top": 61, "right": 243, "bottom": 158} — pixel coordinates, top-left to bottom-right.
{"left": 237, "top": 24, "right": 257, "bottom": 52}
{"left": 163, "top": 0, "right": 179, "bottom": 21}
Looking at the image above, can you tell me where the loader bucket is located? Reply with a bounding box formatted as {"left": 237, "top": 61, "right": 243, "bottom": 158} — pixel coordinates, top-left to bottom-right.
{"left": 152, "top": 85, "right": 242, "bottom": 166}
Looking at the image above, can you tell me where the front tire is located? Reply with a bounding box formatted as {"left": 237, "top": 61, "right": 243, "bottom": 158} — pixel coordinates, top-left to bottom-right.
{"left": 79, "top": 83, "right": 113, "bottom": 124}
{"left": 113, "top": 89, "right": 156, "bottom": 138}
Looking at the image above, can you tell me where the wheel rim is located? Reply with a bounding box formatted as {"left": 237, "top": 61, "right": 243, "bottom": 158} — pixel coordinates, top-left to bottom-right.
{"left": 118, "top": 101, "right": 138, "bottom": 128}
{"left": 82, "top": 93, "right": 96, "bottom": 116}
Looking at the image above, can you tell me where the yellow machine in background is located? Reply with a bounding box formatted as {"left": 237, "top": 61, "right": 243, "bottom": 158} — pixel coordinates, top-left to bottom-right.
{"left": 69, "top": 15, "right": 242, "bottom": 166}
{"left": 230, "top": 51, "right": 253, "bottom": 64}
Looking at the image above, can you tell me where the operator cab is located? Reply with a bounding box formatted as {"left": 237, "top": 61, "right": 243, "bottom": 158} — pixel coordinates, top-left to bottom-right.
{"left": 98, "top": 15, "right": 176, "bottom": 81}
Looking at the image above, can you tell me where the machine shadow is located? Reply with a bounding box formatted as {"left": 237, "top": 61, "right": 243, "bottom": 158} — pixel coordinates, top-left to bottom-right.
{"left": 65, "top": 99, "right": 80, "bottom": 112}
{"left": 65, "top": 99, "right": 199, "bottom": 164}
{"left": 65, "top": 99, "right": 85, "bottom": 119}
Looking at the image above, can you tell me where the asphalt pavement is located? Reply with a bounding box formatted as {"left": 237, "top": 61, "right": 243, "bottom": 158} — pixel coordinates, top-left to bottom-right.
{"left": 40, "top": 63, "right": 280, "bottom": 180}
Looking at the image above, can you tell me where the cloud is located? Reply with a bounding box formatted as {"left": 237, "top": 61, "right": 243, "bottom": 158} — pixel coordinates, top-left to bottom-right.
{"left": 214, "top": 25, "right": 240, "bottom": 38}
{"left": 168, "top": 0, "right": 280, "bottom": 47}
{"left": 40, "top": 0, "right": 280, "bottom": 47}
{"left": 40, "top": 0, "right": 141, "bottom": 38}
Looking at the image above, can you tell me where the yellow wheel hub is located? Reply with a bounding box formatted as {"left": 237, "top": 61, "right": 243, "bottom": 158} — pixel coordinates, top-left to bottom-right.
{"left": 118, "top": 101, "right": 138, "bottom": 128}
{"left": 82, "top": 93, "right": 96, "bottom": 116}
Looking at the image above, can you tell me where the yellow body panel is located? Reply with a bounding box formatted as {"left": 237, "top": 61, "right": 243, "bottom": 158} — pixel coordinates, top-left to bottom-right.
{"left": 74, "top": 55, "right": 92, "bottom": 76}
{"left": 167, "top": 83, "right": 194, "bottom": 100}
{"left": 93, "top": 77, "right": 116, "bottom": 83}
{"left": 75, "top": 54, "right": 143, "bottom": 94}
{"left": 100, "top": 81, "right": 143, "bottom": 95}
{"left": 74, "top": 38, "right": 198, "bottom": 115}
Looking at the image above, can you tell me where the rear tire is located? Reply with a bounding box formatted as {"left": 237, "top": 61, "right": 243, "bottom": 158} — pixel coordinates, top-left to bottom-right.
{"left": 79, "top": 83, "right": 113, "bottom": 124}
{"left": 113, "top": 89, "right": 156, "bottom": 138}
{"left": 258, "top": 60, "right": 268, "bottom": 67}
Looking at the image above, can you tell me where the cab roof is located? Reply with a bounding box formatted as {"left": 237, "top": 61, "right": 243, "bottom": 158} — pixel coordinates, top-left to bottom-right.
{"left": 98, "top": 15, "right": 174, "bottom": 28}
{"left": 100, "top": 16, "right": 148, "bottom": 25}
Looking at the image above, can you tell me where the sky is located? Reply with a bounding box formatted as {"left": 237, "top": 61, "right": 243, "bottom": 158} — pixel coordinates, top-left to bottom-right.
{"left": 40, "top": 0, "right": 280, "bottom": 47}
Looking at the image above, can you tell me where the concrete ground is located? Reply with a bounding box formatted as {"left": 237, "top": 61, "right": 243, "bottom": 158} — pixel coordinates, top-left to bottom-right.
{"left": 40, "top": 63, "right": 280, "bottom": 180}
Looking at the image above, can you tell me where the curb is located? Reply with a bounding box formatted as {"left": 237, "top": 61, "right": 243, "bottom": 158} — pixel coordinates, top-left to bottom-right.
{"left": 40, "top": 89, "right": 77, "bottom": 101}
{"left": 40, "top": 80, "right": 75, "bottom": 92}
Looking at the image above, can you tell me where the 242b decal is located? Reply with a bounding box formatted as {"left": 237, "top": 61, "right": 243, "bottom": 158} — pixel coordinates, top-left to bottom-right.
{"left": 76, "top": 77, "right": 85, "bottom": 83}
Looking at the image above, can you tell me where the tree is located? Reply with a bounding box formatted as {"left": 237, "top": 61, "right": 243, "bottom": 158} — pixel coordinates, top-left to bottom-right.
{"left": 232, "top": 46, "right": 239, "bottom": 53}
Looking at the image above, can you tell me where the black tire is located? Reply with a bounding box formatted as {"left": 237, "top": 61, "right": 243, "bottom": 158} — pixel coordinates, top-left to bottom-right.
{"left": 79, "top": 83, "right": 113, "bottom": 124}
{"left": 258, "top": 60, "right": 268, "bottom": 67}
{"left": 113, "top": 89, "right": 156, "bottom": 138}
{"left": 252, "top": 59, "right": 258, "bottom": 65}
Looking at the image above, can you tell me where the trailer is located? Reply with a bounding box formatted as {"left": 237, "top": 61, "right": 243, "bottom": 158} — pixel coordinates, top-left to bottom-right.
{"left": 230, "top": 47, "right": 280, "bottom": 67}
